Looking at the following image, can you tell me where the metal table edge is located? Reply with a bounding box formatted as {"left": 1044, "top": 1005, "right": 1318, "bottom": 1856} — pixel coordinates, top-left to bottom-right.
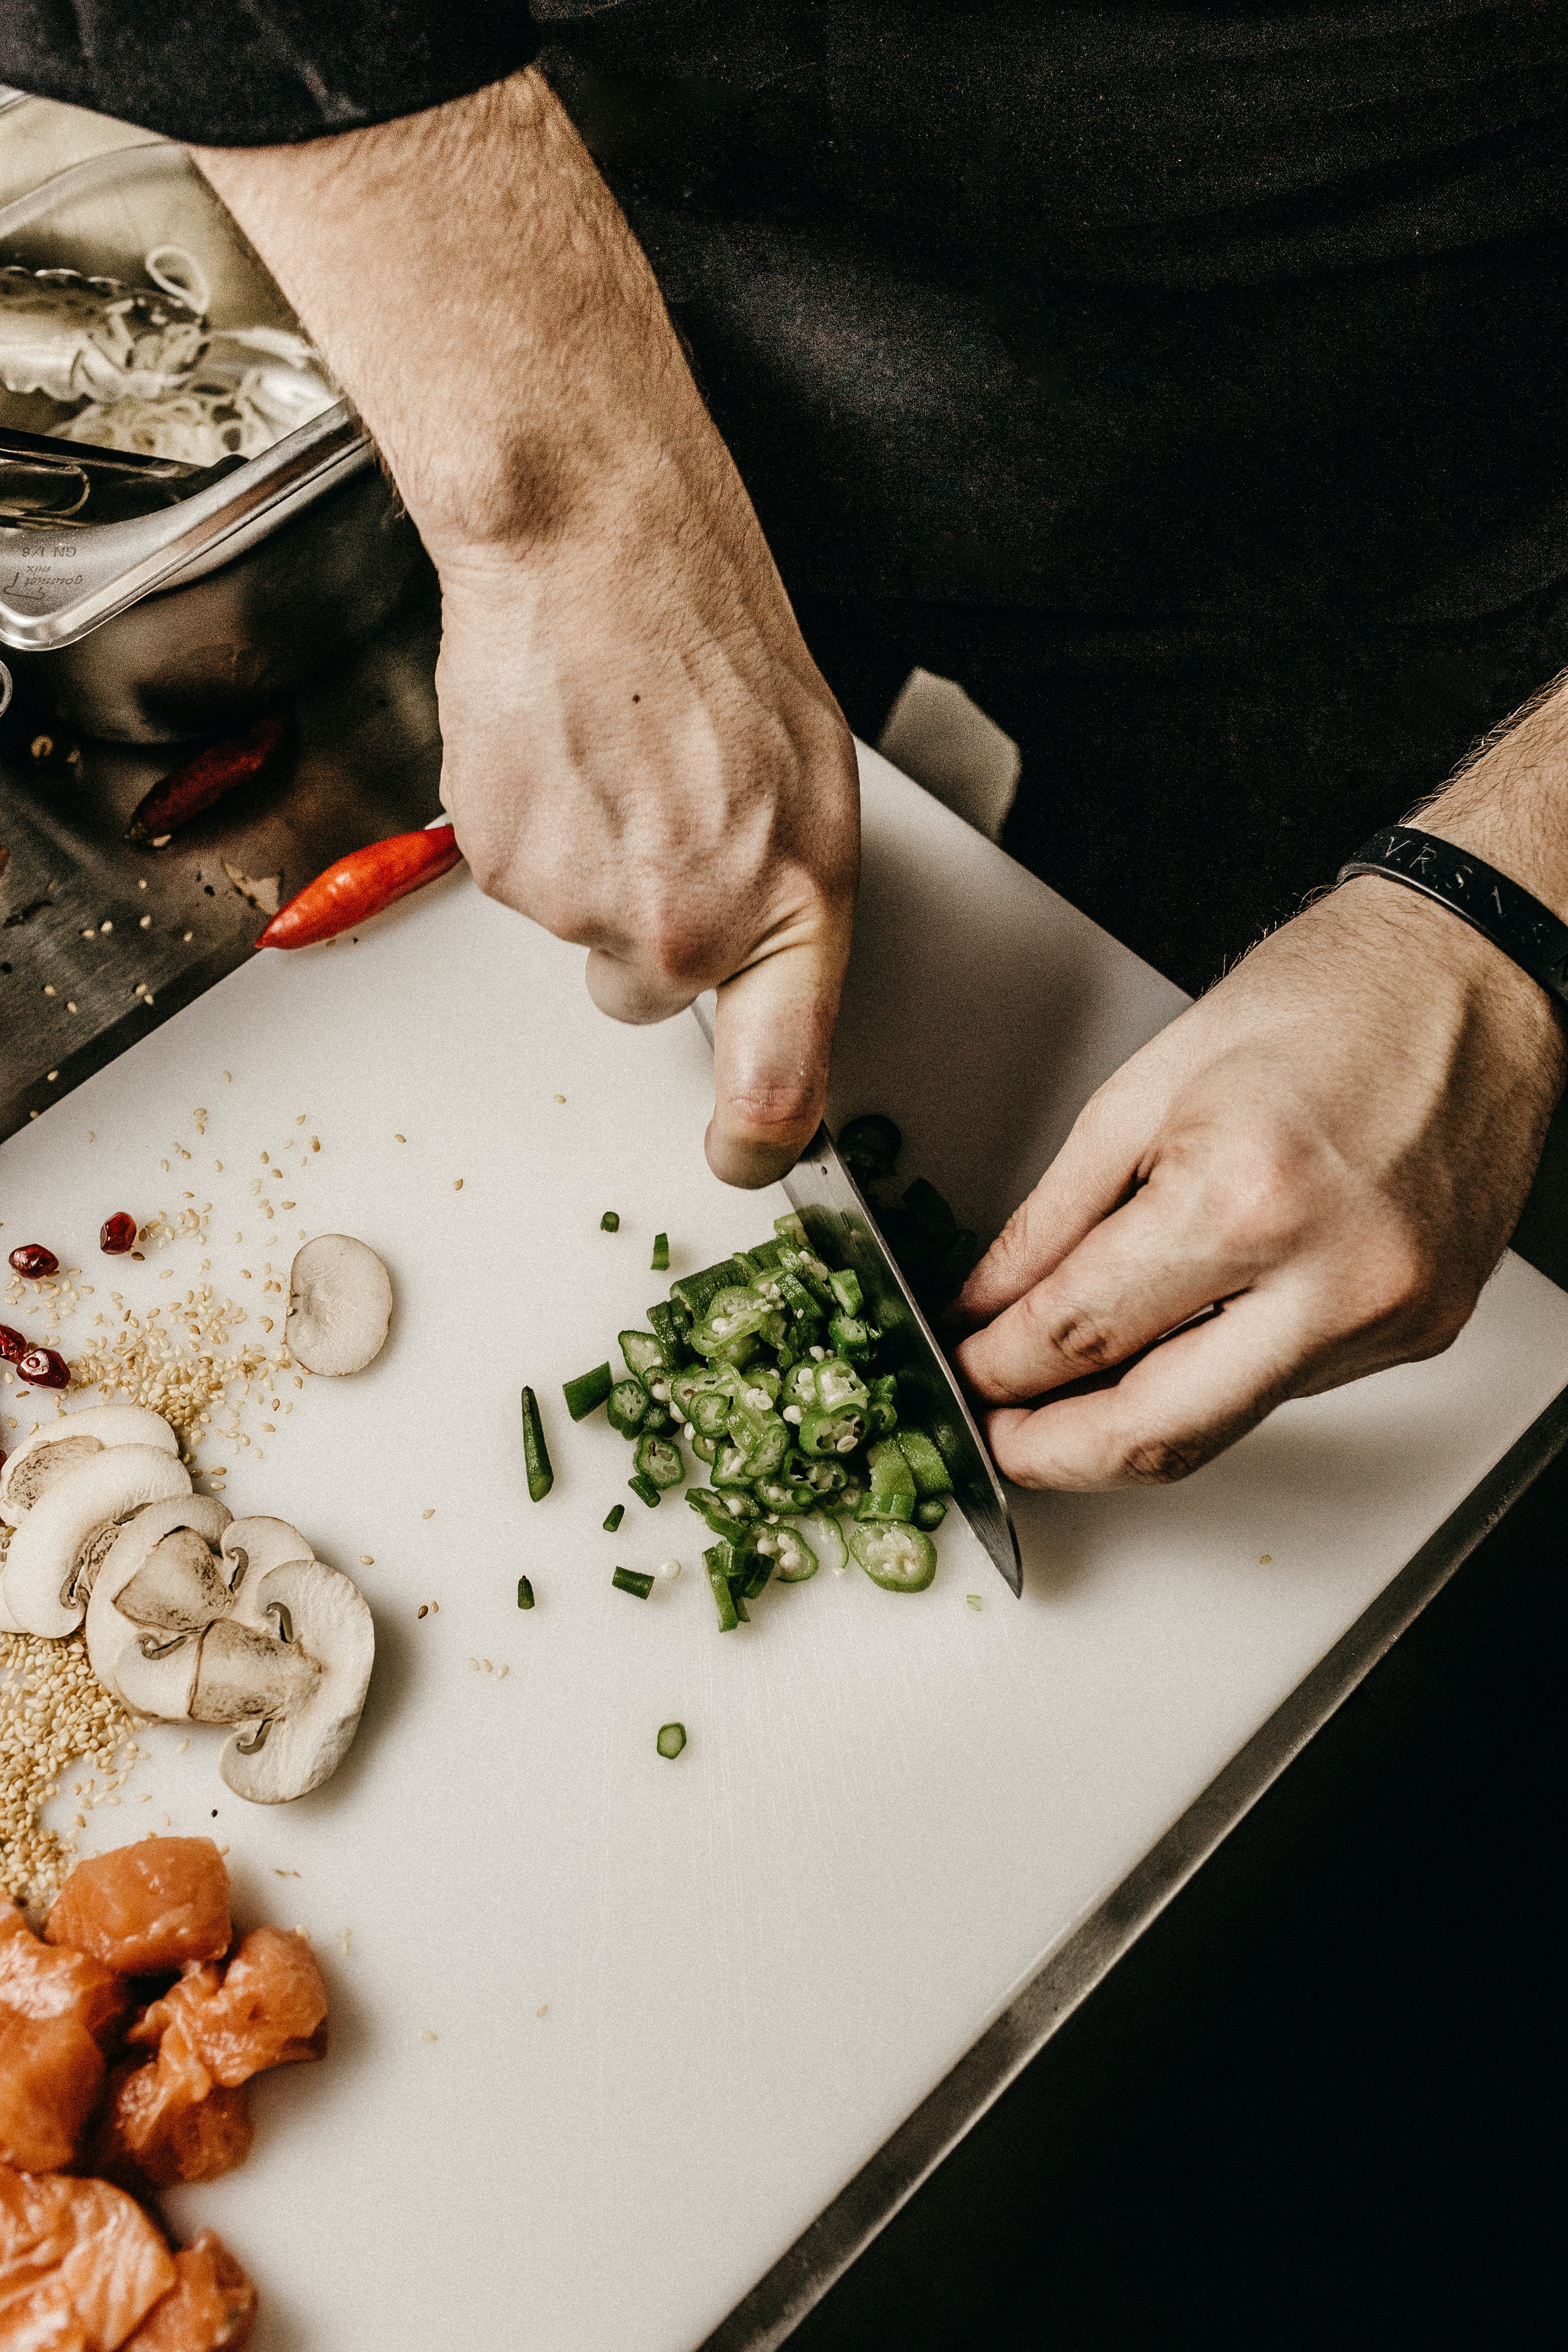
{"left": 697, "top": 1376, "right": 1568, "bottom": 2352}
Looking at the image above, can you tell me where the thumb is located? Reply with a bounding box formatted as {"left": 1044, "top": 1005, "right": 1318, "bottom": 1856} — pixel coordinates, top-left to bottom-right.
{"left": 706, "top": 928, "right": 848, "bottom": 1188}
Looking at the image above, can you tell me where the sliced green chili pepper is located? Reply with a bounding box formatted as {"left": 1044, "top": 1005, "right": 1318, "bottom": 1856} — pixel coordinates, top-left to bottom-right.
{"left": 849, "top": 1517, "right": 937, "bottom": 1592}
{"left": 687, "top": 1487, "right": 758, "bottom": 1537}
{"left": 812, "top": 1357, "right": 870, "bottom": 1410}
{"left": 865, "top": 1373, "right": 900, "bottom": 1435}
{"left": 603, "top": 1504, "right": 625, "bottom": 1533}
{"left": 769, "top": 1523, "right": 817, "bottom": 1582}
{"left": 737, "top": 1551, "right": 774, "bottom": 1602}
{"left": 711, "top": 1442, "right": 754, "bottom": 1490}
{"left": 798, "top": 1404, "right": 866, "bottom": 1457}
{"left": 651, "top": 1231, "right": 670, "bottom": 1271}
{"left": 628, "top": 1471, "right": 662, "bottom": 1508}
{"left": 517, "top": 1575, "right": 536, "bottom": 1609}
{"left": 915, "top": 1497, "right": 949, "bottom": 1530}
{"left": 600, "top": 1210, "right": 621, "bottom": 1232}
{"left": 672, "top": 1256, "right": 750, "bottom": 1320}
{"left": 828, "top": 1267, "right": 864, "bottom": 1318}
{"left": 620, "top": 1330, "right": 667, "bottom": 1379}
{"left": 793, "top": 1510, "right": 846, "bottom": 1576}
{"left": 859, "top": 1437, "right": 916, "bottom": 1522}
{"left": 520, "top": 1387, "right": 554, "bottom": 1501}
{"left": 607, "top": 1378, "right": 651, "bottom": 1438}
{"left": 782, "top": 1360, "right": 819, "bottom": 1407}
{"left": 648, "top": 1298, "right": 694, "bottom": 1367}
{"left": 613, "top": 1566, "right": 655, "bottom": 1598}
{"left": 691, "top": 1431, "right": 719, "bottom": 1464}
{"left": 828, "top": 1313, "right": 878, "bottom": 1363}
{"left": 895, "top": 1427, "right": 954, "bottom": 1496}
{"left": 634, "top": 1433, "right": 685, "bottom": 1489}
{"left": 563, "top": 1361, "right": 614, "bottom": 1421}
{"left": 704, "top": 1544, "right": 741, "bottom": 1631}
{"left": 656, "top": 1721, "right": 687, "bottom": 1758}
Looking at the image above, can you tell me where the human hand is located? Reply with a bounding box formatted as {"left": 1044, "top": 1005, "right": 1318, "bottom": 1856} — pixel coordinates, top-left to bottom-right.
{"left": 954, "top": 879, "right": 1566, "bottom": 1488}
{"left": 194, "top": 71, "right": 858, "bottom": 1188}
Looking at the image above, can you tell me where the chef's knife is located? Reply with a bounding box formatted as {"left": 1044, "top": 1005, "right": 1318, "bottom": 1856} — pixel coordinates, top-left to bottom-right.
{"left": 691, "top": 999, "right": 1023, "bottom": 1595}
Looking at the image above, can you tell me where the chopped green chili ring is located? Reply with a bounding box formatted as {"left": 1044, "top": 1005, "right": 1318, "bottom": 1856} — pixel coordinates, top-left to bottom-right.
{"left": 612, "top": 1566, "right": 655, "bottom": 1599}
{"left": 648, "top": 1299, "right": 694, "bottom": 1367}
{"left": 520, "top": 1387, "right": 554, "bottom": 1501}
{"left": 828, "top": 1266, "right": 864, "bottom": 1317}
{"left": 915, "top": 1497, "right": 949, "bottom": 1530}
{"left": 620, "top": 1329, "right": 667, "bottom": 1379}
{"left": 656, "top": 1721, "right": 687, "bottom": 1759}
{"left": 603, "top": 1504, "right": 625, "bottom": 1533}
{"left": 672, "top": 1256, "right": 750, "bottom": 1320}
{"left": 651, "top": 1231, "right": 670, "bottom": 1271}
{"left": 600, "top": 1210, "right": 621, "bottom": 1232}
{"left": 860, "top": 1437, "right": 916, "bottom": 1523}
{"left": 828, "top": 1313, "right": 879, "bottom": 1363}
{"left": 704, "top": 1545, "right": 741, "bottom": 1631}
{"left": 563, "top": 1362, "right": 614, "bottom": 1421}
{"left": 517, "top": 1575, "right": 536, "bottom": 1609}
{"left": 849, "top": 1517, "right": 937, "bottom": 1592}
{"left": 628, "top": 1471, "right": 663, "bottom": 1508}
{"left": 634, "top": 1433, "right": 685, "bottom": 1488}
{"left": 607, "top": 1378, "right": 651, "bottom": 1438}
{"left": 895, "top": 1427, "right": 954, "bottom": 1496}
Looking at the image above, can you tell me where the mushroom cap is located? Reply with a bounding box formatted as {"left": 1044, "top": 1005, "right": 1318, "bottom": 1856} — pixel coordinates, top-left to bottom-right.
{"left": 285, "top": 1234, "right": 392, "bottom": 1377}
{"left": 1, "top": 1446, "right": 193, "bottom": 1640}
{"left": 220, "top": 1559, "right": 374, "bottom": 1804}
{"left": 0, "top": 1406, "right": 180, "bottom": 1526}
{"left": 220, "top": 1516, "right": 314, "bottom": 1612}
{"left": 85, "top": 1493, "right": 232, "bottom": 1715}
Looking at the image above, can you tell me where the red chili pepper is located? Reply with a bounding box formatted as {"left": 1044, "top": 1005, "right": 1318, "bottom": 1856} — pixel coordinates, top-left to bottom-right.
{"left": 126, "top": 706, "right": 293, "bottom": 848}
{"left": 100, "top": 1212, "right": 138, "bottom": 1256}
{"left": 255, "top": 824, "right": 463, "bottom": 950}
{"left": 18, "top": 1348, "right": 69, "bottom": 1388}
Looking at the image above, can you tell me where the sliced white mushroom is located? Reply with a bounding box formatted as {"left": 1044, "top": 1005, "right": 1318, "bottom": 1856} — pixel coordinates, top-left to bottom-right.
{"left": 0, "top": 1446, "right": 193, "bottom": 1639}
{"left": 285, "top": 1234, "right": 392, "bottom": 1376}
{"left": 0, "top": 1406, "right": 180, "bottom": 1526}
{"left": 84, "top": 1494, "right": 233, "bottom": 1717}
{"left": 219, "top": 1516, "right": 314, "bottom": 1611}
{"left": 219, "top": 1558, "right": 374, "bottom": 1804}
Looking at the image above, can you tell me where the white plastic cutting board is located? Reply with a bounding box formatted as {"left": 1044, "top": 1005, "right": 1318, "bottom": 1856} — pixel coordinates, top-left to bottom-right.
{"left": 4, "top": 747, "right": 1567, "bottom": 2352}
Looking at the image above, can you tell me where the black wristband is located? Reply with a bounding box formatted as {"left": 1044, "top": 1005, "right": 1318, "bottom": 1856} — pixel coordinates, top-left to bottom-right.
{"left": 1336, "top": 825, "right": 1568, "bottom": 1014}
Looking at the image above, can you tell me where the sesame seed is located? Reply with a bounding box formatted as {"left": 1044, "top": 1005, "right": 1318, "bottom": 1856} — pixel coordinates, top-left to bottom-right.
{"left": 453, "top": 1179, "right": 464, "bottom": 1191}
{"left": 359, "top": 1556, "right": 374, "bottom": 1566}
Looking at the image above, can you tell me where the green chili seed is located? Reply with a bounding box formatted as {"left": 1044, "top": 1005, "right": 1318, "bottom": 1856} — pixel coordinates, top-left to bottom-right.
{"left": 612, "top": 1566, "right": 655, "bottom": 1599}
{"left": 656, "top": 1721, "right": 687, "bottom": 1759}
{"left": 651, "top": 1231, "right": 670, "bottom": 1271}
{"left": 563, "top": 1361, "right": 614, "bottom": 1420}
{"left": 603, "top": 1504, "right": 625, "bottom": 1533}
{"left": 520, "top": 1387, "right": 554, "bottom": 1502}
{"left": 600, "top": 1210, "right": 621, "bottom": 1232}
{"left": 628, "top": 1471, "right": 662, "bottom": 1508}
{"left": 517, "top": 1576, "right": 536, "bottom": 1609}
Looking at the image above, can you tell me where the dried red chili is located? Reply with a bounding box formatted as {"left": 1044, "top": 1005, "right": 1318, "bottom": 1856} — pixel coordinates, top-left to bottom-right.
{"left": 99, "top": 1213, "right": 138, "bottom": 1256}
{"left": 126, "top": 707, "right": 293, "bottom": 848}
{"left": 8, "top": 1244, "right": 58, "bottom": 1279}
{"left": 256, "top": 824, "right": 462, "bottom": 951}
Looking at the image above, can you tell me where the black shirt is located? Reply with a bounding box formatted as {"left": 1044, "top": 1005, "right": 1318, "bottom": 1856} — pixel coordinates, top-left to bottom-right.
{"left": 4, "top": 3, "right": 1566, "bottom": 625}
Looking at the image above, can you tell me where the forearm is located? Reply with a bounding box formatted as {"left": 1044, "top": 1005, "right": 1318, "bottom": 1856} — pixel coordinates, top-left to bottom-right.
{"left": 191, "top": 70, "right": 730, "bottom": 560}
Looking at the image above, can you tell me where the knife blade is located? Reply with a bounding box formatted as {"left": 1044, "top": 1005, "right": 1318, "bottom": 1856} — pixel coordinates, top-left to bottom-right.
{"left": 690, "top": 999, "right": 1023, "bottom": 1595}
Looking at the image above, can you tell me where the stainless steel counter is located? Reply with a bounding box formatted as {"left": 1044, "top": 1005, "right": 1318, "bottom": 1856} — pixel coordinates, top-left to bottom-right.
{"left": 0, "top": 572, "right": 442, "bottom": 1139}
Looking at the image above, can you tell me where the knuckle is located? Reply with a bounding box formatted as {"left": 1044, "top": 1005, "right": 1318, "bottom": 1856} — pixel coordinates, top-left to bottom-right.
{"left": 1114, "top": 1427, "right": 1208, "bottom": 1486}
{"left": 1027, "top": 1297, "right": 1118, "bottom": 1378}
{"left": 726, "top": 1072, "right": 820, "bottom": 1142}
{"left": 1189, "top": 1138, "right": 1317, "bottom": 1262}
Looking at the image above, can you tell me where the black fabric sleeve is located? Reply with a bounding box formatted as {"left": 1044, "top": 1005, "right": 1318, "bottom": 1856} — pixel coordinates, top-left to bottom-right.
{"left": 0, "top": 3, "right": 542, "bottom": 146}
